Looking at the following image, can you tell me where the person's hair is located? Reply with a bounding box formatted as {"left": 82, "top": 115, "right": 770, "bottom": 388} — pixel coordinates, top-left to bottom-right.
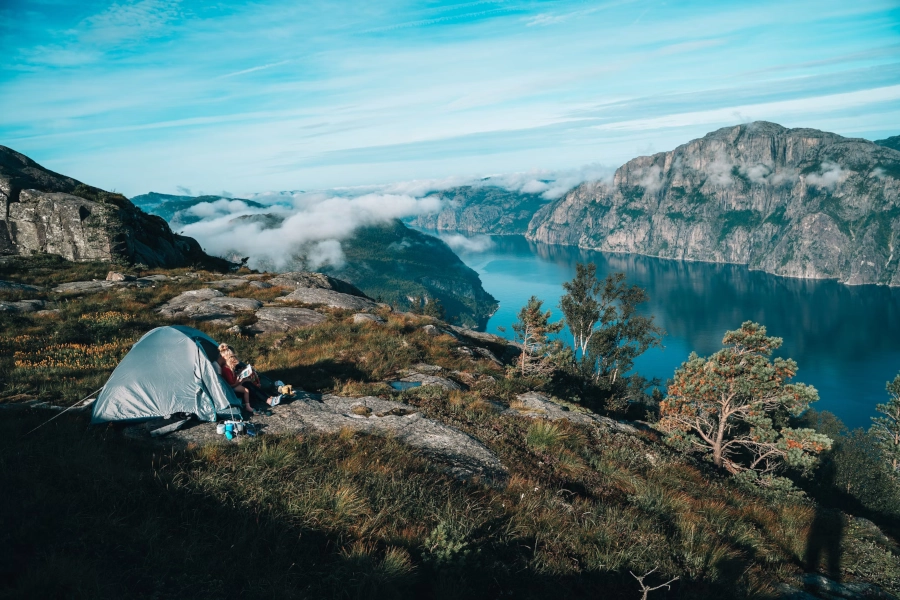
{"left": 225, "top": 354, "right": 240, "bottom": 369}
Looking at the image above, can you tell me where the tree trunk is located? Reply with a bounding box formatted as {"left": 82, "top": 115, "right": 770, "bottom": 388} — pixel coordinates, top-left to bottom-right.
{"left": 712, "top": 416, "right": 727, "bottom": 468}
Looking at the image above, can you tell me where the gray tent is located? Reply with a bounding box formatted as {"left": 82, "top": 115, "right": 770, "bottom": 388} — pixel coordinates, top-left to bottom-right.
{"left": 91, "top": 325, "right": 240, "bottom": 424}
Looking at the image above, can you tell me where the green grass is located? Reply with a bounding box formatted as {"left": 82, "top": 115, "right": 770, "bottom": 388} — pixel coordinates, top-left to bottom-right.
{"left": 2, "top": 258, "right": 900, "bottom": 598}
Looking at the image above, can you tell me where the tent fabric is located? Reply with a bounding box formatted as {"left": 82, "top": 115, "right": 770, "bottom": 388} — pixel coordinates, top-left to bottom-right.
{"left": 91, "top": 325, "right": 240, "bottom": 424}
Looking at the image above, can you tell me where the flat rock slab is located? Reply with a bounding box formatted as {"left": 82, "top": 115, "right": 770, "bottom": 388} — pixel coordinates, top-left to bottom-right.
{"left": 399, "top": 372, "right": 464, "bottom": 391}
{"left": 158, "top": 288, "right": 262, "bottom": 324}
{"left": 507, "top": 392, "right": 638, "bottom": 434}
{"left": 204, "top": 278, "right": 250, "bottom": 290}
{"left": 0, "top": 280, "right": 43, "bottom": 292}
{"left": 353, "top": 313, "right": 385, "bottom": 324}
{"left": 269, "top": 271, "right": 366, "bottom": 296}
{"left": 0, "top": 299, "right": 45, "bottom": 312}
{"left": 249, "top": 280, "right": 273, "bottom": 289}
{"left": 166, "top": 393, "right": 506, "bottom": 481}
{"left": 278, "top": 287, "right": 377, "bottom": 311}
{"left": 246, "top": 307, "right": 326, "bottom": 334}
{"left": 53, "top": 280, "right": 120, "bottom": 294}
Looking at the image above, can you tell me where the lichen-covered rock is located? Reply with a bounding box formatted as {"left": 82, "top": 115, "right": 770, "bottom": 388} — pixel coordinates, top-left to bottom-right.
{"left": 246, "top": 307, "right": 326, "bottom": 333}
{"left": 157, "top": 288, "right": 261, "bottom": 324}
{"left": 527, "top": 122, "right": 900, "bottom": 286}
{"left": 277, "top": 287, "right": 378, "bottom": 311}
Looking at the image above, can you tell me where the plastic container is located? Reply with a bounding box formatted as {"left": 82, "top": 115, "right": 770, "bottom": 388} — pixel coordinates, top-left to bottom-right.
{"left": 216, "top": 423, "right": 226, "bottom": 435}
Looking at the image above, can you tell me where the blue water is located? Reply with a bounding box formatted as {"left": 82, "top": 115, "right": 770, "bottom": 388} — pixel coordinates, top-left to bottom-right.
{"left": 446, "top": 234, "right": 900, "bottom": 430}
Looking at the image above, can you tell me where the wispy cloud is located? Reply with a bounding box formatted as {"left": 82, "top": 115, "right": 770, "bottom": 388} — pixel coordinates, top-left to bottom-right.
{"left": 1, "top": 0, "right": 898, "bottom": 196}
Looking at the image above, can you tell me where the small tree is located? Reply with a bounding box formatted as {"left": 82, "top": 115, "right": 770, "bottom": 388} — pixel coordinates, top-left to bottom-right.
{"left": 658, "top": 321, "right": 831, "bottom": 474}
{"left": 512, "top": 296, "right": 564, "bottom": 377}
{"left": 560, "top": 263, "right": 602, "bottom": 360}
{"left": 871, "top": 373, "right": 900, "bottom": 475}
{"left": 422, "top": 297, "right": 447, "bottom": 320}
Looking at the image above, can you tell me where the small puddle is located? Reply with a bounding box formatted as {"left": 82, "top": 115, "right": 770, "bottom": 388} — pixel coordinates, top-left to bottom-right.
{"left": 388, "top": 381, "right": 422, "bottom": 391}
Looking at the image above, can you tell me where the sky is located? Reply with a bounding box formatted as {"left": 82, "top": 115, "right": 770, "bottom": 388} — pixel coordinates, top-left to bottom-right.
{"left": 1, "top": 0, "right": 899, "bottom": 198}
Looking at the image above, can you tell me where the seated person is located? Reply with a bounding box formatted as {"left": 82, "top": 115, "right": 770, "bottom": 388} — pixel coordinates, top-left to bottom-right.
{"left": 217, "top": 349, "right": 254, "bottom": 415}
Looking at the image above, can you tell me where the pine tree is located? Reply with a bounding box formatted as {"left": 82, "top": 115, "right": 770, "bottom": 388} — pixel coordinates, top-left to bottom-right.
{"left": 871, "top": 373, "right": 900, "bottom": 475}
{"left": 512, "top": 296, "right": 564, "bottom": 377}
{"left": 659, "top": 321, "right": 831, "bottom": 474}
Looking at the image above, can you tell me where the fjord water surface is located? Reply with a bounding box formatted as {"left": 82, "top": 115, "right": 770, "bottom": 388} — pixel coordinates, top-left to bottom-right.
{"left": 450, "top": 234, "right": 900, "bottom": 430}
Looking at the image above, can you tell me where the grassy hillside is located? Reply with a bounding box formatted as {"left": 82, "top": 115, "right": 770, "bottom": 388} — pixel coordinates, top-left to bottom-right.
{"left": 321, "top": 220, "right": 498, "bottom": 328}
{"left": 1, "top": 257, "right": 898, "bottom": 599}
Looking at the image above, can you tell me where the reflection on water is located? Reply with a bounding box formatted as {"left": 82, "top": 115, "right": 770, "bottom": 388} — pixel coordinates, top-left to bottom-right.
{"left": 453, "top": 234, "right": 900, "bottom": 430}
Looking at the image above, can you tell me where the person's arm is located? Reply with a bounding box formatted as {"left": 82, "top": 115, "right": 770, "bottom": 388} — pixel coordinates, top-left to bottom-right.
{"left": 222, "top": 366, "right": 237, "bottom": 386}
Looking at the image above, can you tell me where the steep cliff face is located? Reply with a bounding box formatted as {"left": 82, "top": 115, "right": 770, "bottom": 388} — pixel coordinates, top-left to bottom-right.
{"left": 528, "top": 122, "right": 900, "bottom": 285}
{"left": 407, "top": 185, "right": 551, "bottom": 234}
{"left": 0, "top": 146, "right": 232, "bottom": 269}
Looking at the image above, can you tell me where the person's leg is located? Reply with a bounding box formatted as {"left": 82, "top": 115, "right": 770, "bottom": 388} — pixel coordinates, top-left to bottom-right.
{"left": 234, "top": 385, "right": 253, "bottom": 413}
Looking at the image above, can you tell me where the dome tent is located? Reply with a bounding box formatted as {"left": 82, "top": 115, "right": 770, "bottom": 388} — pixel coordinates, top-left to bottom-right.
{"left": 91, "top": 325, "right": 240, "bottom": 424}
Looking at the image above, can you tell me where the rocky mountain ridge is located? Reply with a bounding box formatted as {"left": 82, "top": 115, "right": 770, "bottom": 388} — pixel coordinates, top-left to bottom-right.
{"left": 526, "top": 122, "right": 900, "bottom": 285}
{"left": 407, "top": 185, "right": 552, "bottom": 235}
{"left": 0, "top": 146, "right": 231, "bottom": 270}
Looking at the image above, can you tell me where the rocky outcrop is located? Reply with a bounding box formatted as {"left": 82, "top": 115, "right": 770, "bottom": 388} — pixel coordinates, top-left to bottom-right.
{"left": 0, "top": 146, "right": 232, "bottom": 269}
{"left": 246, "top": 307, "right": 326, "bottom": 334}
{"left": 269, "top": 271, "right": 368, "bottom": 296}
{"left": 507, "top": 392, "right": 639, "bottom": 434}
{"left": 527, "top": 122, "right": 900, "bottom": 286}
{"left": 277, "top": 287, "right": 379, "bottom": 311}
{"left": 157, "top": 288, "right": 261, "bottom": 325}
{"left": 162, "top": 392, "right": 506, "bottom": 481}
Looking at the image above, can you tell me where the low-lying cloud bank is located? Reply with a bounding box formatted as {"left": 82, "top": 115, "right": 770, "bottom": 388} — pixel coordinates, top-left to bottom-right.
{"left": 174, "top": 164, "right": 613, "bottom": 271}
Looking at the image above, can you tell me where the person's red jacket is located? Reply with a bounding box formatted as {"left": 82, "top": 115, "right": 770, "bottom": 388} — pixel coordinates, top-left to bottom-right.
{"left": 222, "top": 365, "right": 237, "bottom": 386}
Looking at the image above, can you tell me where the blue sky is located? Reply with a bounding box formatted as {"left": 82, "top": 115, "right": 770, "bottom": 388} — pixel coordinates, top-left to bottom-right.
{"left": 1, "top": 0, "right": 899, "bottom": 197}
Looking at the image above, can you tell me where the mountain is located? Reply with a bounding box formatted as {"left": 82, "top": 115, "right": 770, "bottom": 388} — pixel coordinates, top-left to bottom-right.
{"left": 406, "top": 185, "right": 551, "bottom": 234}
{"left": 322, "top": 219, "right": 498, "bottom": 328}
{"left": 130, "top": 191, "right": 266, "bottom": 224}
{"left": 527, "top": 122, "right": 900, "bottom": 286}
{"left": 0, "top": 146, "right": 232, "bottom": 270}
{"left": 876, "top": 135, "right": 900, "bottom": 153}
{"left": 222, "top": 213, "right": 498, "bottom": 327}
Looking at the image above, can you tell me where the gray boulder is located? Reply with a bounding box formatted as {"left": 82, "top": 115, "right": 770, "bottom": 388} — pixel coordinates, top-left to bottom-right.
{"left": 205, "top": 278, "right": 249, "bottom": 290}
{"left": 507, "top": 392, "right": 638, "bottom": 434}
{"left": 246, "top": 307, "right": 327, "bottom": 334}
{"left": 278, "top": 287, "right": 377, "bottom": 311}
{"left": 167, "top": 393, "right": 506, "bottom": 481}
{"left": 399, "top": 371, "right": 464, "bottom": 391}
{"left": 268, "top": 271, "right": 367, "bottom": 296}
{"left": 0, "top": 299, "right": 45, "bottom": 312}
{"left": 105, "top": 272, "right": 135, "bottom": 282}
{"left": 158, "top": 288, "right": 262, "bottom": 325}
{"left": 53, "top": 280, "right": 120, "bottom": 294}
{"left": 0, "top": 280, "right": 42, "bottom": 292}
{"left": 353, "top": 313, "right": 386, "bottom": 324}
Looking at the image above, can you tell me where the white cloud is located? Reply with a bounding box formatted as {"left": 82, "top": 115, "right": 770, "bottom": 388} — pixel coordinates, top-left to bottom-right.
{"left": 707, "top": 154, "right": 734, "bottom": 187}
{"left": 806, "top": 161, "right": 849, "bottom": 188}
{"left": 638, "top": 165, "right": 663, "bottom": 192}
{"left": 179, "top": 191, "right": 443, "bottom": 271}
{"left": 438, "top": 234, "right": 495, "bottom": 254}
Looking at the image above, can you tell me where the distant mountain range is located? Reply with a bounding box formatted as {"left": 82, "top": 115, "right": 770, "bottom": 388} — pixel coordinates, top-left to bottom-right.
{"left": 130, "top": 192, "right": 266, "bottom": 224}
{"left": 412, "top": 122, "right": 900, "bottom": 286}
